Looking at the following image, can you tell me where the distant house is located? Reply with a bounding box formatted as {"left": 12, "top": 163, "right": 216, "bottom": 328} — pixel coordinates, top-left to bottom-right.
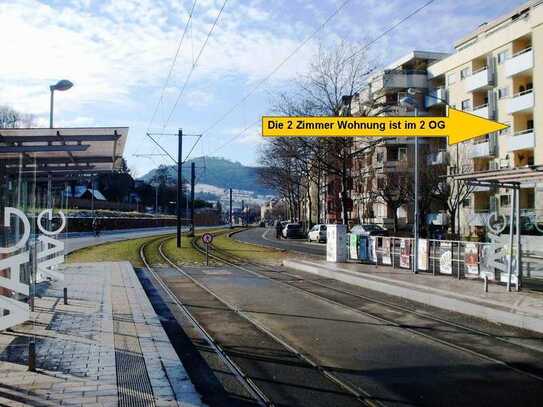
{"left": 64, "top": 186, "right": 106, "bottom": 201}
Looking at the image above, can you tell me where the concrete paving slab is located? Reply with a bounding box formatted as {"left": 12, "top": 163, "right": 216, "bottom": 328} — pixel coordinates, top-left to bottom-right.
{"left": 0, "top": 261, "right": 205, "bottom": 407}
{"left": 284, "top": 258, "right": 543, "bottom": 333}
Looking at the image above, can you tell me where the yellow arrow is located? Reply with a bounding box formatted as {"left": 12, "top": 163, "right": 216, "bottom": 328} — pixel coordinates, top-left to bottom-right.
{"left": 262, "top": 108, "right": 508, "bottom": 145}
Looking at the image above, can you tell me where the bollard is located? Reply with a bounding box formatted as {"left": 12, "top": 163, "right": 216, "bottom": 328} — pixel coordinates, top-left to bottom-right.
{"left": 28, "top": 342, "right": 36, "bottom": 372}
{"left": 484, "top": 275, "right": 488, "bottom": 293}
{"left": 63, "top": 287, "right": 68, "bottom": 305}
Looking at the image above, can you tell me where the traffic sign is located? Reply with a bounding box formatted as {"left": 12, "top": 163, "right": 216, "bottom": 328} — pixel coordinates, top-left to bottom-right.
{"left": 262, "top": 108, "right": 509, "bottom": 145}
{"left": 202, "top": 233, "right": 213, "bottom": 244}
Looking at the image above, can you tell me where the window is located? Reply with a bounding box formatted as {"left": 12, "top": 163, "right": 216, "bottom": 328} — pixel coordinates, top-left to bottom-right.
{"left": 376, "top": 152, "right": 384, "bottom": 162}
{"left": 500, "top": 195, "right": 511, "bottom": 206}
{"left": 497, "top": 50, "right": 509, "bottom": 64}
{"left": 498, "top": 87, "right": 509, "bottom": 99}
{"left": 447, "top": 73, "right": 456, "bottom": 85}
{"left": 460, "top": 67, "right": 470, "bottom": 80}
{"left": 461, "top": 99, "right": 472, "bottom": 111}
{"left": 462, "top": 198, "right": 471, "bottom": 207}
{"left": 398, "top": 147, "right": 407, "bottom": 161}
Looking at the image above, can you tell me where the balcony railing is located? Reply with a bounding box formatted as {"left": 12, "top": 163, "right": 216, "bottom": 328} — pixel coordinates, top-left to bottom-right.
{"left": 425, "top": 87, "right": 447, "bottom": 108}
{"left": 472, "top": 103, "right": 490, "bottom": 118}
{"left": 507, "top": 89, "right": 534, "bottom": 114}
{"left": 465, "top": 67, "right": 492, "bottom": 92}
{"left": 506, "top": 47, "right": 533, "bottom": 77}
{"left": 427, "top": 150, "right": 449, "bottom": 166}
{"left": 507, "top": 128, "right": 535, "bottom": 152}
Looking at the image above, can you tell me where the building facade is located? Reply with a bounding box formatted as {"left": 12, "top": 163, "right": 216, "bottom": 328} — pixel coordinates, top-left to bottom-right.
{"left": 348, "top": 51, "right": 449, "bottom": 232}
{"left": 427, "top": 0, "right": 542, "bottom": 236}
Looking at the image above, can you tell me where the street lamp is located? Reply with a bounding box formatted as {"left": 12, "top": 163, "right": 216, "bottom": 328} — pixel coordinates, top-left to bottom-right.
{"left": 399, "top": 89, "right": 419, "bottom": 274}
{"left": 49, "top": 79, "right": 74, "bottom": 128}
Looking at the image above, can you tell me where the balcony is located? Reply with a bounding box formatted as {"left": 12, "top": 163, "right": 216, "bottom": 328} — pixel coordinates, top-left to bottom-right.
{"left": 505, "top": 48, "right": 533, "bottom": 77}
{"left": 427, "top": 151, "right": 449, "bottom": 165}
{"left": 470, "top": 140, "right": 495, "bottom": 158}
{"left": 465, "top": 67, "right": 492, "bottom": 92}
{"left": 375, "top": 70, "right": 429, "bottom": 90}
{"left": 425, "top": 87, "right": 447, "bottom": 108}
{"left": 507, "top": 89, "right": 534, "bottom": 114}
{"left": 507, "top": 129, "right": 535, "bottom": 152}
{"left": 472, "top": 104, "right": 490, "bottom": 119}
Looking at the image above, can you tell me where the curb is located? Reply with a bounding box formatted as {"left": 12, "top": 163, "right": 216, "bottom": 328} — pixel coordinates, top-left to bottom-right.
{"left": 229, "top": 228, "right": 288, "bottom": 253}
{"left": 283, "top": 259, "right": 543, "bottom": 334}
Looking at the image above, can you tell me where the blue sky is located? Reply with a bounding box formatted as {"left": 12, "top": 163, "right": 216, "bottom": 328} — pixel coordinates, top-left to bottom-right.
{"left": 0, "top": 0, "right": 527, "bottom": 176}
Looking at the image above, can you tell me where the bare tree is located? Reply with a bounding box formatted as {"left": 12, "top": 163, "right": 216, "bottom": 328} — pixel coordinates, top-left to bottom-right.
{"left": 0, "top": 105, "right": 36, "bottom": 128}
{"left": 264, "top": 41, "right": 380, "bottom": 225}
{"left": 373, "top": 170, "right": 413, "bottom": 233}
{"left": 433, "top": 144, "right": 474, "bottom": 237}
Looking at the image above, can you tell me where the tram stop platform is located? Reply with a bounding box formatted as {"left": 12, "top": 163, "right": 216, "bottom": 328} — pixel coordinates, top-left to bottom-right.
{"left": 0, "top": 261, "right": 204, "bottom": 407}
{"left": 284, "top": 259, "right": 543, "bottom": 334}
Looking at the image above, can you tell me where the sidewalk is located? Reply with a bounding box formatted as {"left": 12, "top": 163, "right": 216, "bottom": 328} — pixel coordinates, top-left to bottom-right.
{"left": 0, "top": 261, "right": 204, "bottom": 406}
{"left": 284, "top": 258, "right": 543, "bottom": 334}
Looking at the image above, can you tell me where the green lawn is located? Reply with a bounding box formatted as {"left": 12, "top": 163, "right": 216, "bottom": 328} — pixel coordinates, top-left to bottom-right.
{"left": 66, "top": 227, "right": 282, "bottom": 268}
{"left": 66, "top": 234, "right": 171, "bottom": 267}
{"left": 212, "top": 229, "right": 285, "bottom": 264}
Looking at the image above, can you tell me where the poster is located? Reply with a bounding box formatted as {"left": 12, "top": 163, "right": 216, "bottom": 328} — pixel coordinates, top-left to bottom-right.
{"left": 349, "top": 234, "right": 358, "bottom": 260}
{"left": 440, "top": 242, "right": 453, "bottom": 274}
{"left": 400, "top": 239, "right": 411, "bottom": 269}
{"left": 464, "top": 243, "right": 479, "bottom": 276}
{"left": 369, "top": 237, "right": 377, "bottom": 263}
{"left": 382, "top": 238, "right": 392, "bottom": 265}
{"left": 418, "top": 239, "right": 428, "bottom": 271}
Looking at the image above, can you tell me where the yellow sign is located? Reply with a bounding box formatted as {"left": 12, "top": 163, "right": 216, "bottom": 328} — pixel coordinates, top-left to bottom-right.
{"left": 262, "top": 108, "right": 508, "bottom": 145}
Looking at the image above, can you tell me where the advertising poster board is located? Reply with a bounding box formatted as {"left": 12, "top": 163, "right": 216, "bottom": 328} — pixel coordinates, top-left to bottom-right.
{"left": 349, "top": 234, "right": 358, "bottom": 260}
{"left": 479, "top": 244, "right": 497, "bottom": 281}
{"left": 440, "top": 242, "right": 453, "bottom": 274}
{"left": 400, "top": 239, "right": 411, "bottom": 269}
{"left": 382, "top": 238, "right": 392, "bottom": 265}
{"left": 369, "top": 237, "right": 377, "bottom": 263}
{"left": 418, "top": 239, "right": 428, "bottom": 271}
{"left": 464, "top": 243, "right": 479, "bottom": 276}
{"left": 358, "top": 236, "right": 369, "bottom": 261}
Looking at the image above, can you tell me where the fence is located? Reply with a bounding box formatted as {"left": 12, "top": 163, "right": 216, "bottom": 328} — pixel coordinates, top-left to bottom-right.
{"left": 349, "top": 235, "right": 519, "bottom": 289}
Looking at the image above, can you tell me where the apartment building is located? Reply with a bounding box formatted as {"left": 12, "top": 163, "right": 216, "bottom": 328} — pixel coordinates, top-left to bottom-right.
{"left": 348, "top": 51, "right": 449, "bottom": 231}
{"left": 427, "top": 0, "right": 542, "bottom": 236}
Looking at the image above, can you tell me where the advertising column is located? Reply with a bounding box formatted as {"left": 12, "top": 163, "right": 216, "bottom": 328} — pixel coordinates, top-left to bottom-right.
{"left": 327, "top": 224, "right": 347, "bottom": 263}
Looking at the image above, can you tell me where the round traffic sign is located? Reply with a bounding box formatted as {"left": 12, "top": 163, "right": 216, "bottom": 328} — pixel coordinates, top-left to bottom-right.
{"left": 202, "top": 233, "right": 213, "bottom": 244}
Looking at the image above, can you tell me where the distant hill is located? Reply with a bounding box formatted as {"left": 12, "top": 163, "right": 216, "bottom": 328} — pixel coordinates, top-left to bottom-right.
{"left": 139, "top": 156, "right": 273, "bottom": 196}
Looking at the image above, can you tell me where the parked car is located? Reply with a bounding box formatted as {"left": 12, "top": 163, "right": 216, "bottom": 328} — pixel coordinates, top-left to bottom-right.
{"left": 282, "top": 223, "right": 305, "bottom": 239}
{"left": 350, "top": 224, "right": 388, "bottom": 236}
{"left": 259, "top": 221, "right": 266, "bottom": 227}
{"left": 308, "top": 224, "right": 327, "bottom": 243}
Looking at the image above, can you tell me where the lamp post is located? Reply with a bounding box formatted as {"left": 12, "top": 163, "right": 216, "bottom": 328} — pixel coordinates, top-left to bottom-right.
{"left": 49, "top": 80, "right": 74, "bottom": 128}
{"left": 399, "top": 89, "right": 420, "bottom": 274}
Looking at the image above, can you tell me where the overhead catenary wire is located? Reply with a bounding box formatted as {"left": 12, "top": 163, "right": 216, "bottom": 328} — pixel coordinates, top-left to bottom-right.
{"left": 204, "top": 0, "right": 439, "bottom": 156}
{"left": 140, "top": 0, "right": 198, "bottom": 158}
{"left": 162, "top": 0, "right": 229, "bottom": 131}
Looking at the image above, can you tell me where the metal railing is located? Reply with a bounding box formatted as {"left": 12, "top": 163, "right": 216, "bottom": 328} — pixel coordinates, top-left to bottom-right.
{"left": 349, "top": 235, "right": 517, "bottom": 288}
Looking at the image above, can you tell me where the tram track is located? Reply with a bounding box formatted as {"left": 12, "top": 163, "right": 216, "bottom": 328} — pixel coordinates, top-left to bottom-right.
{"left": 139, "top": 236, "right": 273, "bottom": 407}
{"left": 196, "top": 229, "right": 543, "bottom": 384}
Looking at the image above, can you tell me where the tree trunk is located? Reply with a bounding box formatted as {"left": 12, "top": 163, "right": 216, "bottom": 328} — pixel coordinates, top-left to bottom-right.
{"left": 316, "top": 169, "right": 321, "bottom": 224}
{"left": 341, "top": 156, "right": 349, "bottom": 226}
{"left": 393, "top": 209, "right": 399, "bottom": 234}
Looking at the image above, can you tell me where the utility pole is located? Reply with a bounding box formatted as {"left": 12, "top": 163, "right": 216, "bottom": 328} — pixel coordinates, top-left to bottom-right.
{"left": 177, "top": 129, "right": 182, "bottom": 248}
{"left": 229, "top": 188, "right": 233, "bottom": 228}
{"left": 190, "top": 162, "right": 195, "bottom": 236}
{"left": 241, "top": 199, "right": 245, "bottom": 226}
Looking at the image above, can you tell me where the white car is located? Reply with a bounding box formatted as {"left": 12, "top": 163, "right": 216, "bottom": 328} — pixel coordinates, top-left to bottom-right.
{"left": 308, "top": 224, "right": 327, "bottom": 243}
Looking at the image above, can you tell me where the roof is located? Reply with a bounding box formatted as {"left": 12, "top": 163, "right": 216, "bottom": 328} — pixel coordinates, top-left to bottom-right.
{"left": 384, "top": 50, "right": 450, "bottom": 71}
{"left": 450, "top": 165, "right": 543, "bottom": 187}
{"left": 0, "top": 127, "right": 128, "bottom": 180}
{"left": 454, "top": 0, "right": 541, "bottom": 50}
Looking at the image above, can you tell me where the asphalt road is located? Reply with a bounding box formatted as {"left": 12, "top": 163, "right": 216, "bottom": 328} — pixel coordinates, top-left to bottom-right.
{"left": 234, "top": 227, "right": 326, "bottom": 257}
{"left": 153, "top": 259, "right": 543, "bottom": 406}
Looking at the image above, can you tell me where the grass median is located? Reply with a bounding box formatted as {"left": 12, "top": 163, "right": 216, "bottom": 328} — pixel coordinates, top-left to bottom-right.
{"left": 66, "top": 227, "right": 283, "bottom": 268}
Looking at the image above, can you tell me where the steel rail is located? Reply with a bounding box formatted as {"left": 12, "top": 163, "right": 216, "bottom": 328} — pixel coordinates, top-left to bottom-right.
{"left": 138, "top": 237, "right": 273, "bottom": 407}
{"left": 185, "top": 234, "right": 383, "bottom": 407}
{"left": 200, "top": 230, "right": 543, "bottom": 384}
